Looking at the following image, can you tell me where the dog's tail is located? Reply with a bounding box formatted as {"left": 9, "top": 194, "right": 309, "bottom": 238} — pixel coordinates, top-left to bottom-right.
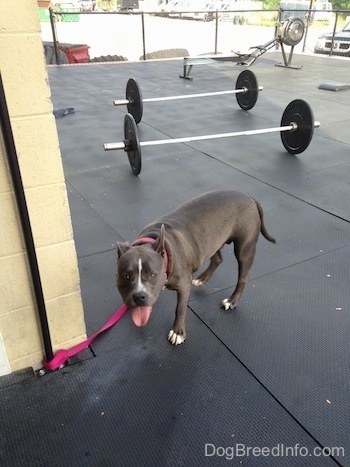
{"left": 254, "top": 200, "right": 276, "bottom": 244}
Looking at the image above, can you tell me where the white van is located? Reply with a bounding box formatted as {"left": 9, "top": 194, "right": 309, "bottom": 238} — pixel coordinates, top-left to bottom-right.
{"left": 313, "top": 0, "right": 333, "bottom": 21}
{"left": 280, "top": 0, "right": 333, "bottom": 23}
{"left": 219, "top": 0, "right": 263, "bottom": 24}
{"left": 181, "top": 1, "right": 216, "bottom": 21}
{"left": 161, "top": 0, "right": 215, "bottom": 20}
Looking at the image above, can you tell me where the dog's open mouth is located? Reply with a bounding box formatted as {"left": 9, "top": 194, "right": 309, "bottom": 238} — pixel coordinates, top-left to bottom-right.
{"left": 131, "top": 306, "right": 153, "bottom": 327}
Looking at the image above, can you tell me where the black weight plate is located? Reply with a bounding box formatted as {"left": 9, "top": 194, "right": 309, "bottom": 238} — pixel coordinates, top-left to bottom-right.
{"left": 126, "top": 78, "right": 143, "bottom": 124}
{"left": 280, "top": 99, "right": 314, "bottom": 155}
{"left": 124, "top": 113, "right": 142, "bottom": 175}
{"left": 235, "top": 70, "right": 259, "bottom": 111}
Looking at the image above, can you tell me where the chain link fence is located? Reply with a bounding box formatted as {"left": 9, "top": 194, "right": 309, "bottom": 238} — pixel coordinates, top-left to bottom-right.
{"left": 39, "top": 8, "right": 350, "bottom": 64}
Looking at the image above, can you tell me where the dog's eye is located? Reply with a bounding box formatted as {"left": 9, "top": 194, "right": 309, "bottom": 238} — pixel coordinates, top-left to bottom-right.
{"left": 150, "top": 272, "right": 156, "bottom": 279}
{"left": 124, "top": 273, "right": 131, "bottom": 281}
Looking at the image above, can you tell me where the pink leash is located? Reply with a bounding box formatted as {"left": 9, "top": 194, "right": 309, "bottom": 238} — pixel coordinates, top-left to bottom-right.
{"left": 43, "top": 304, "right": 128, "bottom": 371}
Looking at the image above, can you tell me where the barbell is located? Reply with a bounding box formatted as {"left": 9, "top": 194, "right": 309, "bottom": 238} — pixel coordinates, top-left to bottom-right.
{"left": 104, "top": 99, "right": 320, "bottom": 176}
{"left": 113, "top": 70, "right": 263, "bottom": 123}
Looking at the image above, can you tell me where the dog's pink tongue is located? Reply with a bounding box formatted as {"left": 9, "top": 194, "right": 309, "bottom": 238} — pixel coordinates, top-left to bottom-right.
{"left": 131, "top": 306, "right": 152, "bottom": 327}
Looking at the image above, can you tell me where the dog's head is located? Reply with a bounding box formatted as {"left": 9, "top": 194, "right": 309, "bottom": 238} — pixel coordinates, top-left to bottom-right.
{"left": 116, "top": 225, "right": 167, "bottom": 327}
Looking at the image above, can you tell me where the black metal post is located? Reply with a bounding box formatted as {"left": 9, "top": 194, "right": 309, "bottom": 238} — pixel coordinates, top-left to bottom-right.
{"left": 49, "top": 7, "right": 60, "bottom": 65}
{"left": 141, "top": 12, "right": 146, "bottom": 60}
{"left": 0, "top": 72, "right": 54, "bottom": 363}
{"left": 301, "top": 3, "right": 312, "bottom": 52}
{"left": 329, "top": 12, "right": 338, "bottom": 56}
{"left": 214, "top": 11, "right": 218, "bottom": 54}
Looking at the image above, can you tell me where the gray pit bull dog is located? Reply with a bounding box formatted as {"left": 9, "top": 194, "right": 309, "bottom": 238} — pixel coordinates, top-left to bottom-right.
{"left": 116, "top": 190, "right": 275, "bottom": 345}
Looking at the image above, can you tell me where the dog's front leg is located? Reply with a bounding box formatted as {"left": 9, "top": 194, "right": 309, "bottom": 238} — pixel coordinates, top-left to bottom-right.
{"left": 168, "top": 283, "right": 191, "bottom": 346}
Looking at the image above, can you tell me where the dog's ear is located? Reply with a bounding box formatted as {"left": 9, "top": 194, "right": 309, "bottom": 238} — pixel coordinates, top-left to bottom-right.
{"left": 153, "top": 224, "right": 165, "bottom": 256}
{"left": 117, "top": 241, "right": 130, "bottom": 258}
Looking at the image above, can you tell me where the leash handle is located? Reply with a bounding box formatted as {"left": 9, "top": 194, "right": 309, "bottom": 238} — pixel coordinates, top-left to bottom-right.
{"left": 42, "top": 304, "right": 128, "bottom": 372}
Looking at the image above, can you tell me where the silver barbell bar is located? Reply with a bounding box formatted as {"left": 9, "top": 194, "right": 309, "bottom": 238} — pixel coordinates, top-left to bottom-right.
{"left": 113, "top": 71, "right": 262, "bottom": 123}
{"left": 104, "top": 122, "right": 320, "bottom": 152}
{"left": 113, "top": 86, "right": 263, "bottom": 107}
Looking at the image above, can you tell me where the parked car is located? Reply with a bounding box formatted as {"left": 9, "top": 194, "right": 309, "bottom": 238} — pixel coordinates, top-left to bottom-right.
{"left": 80, "top": 0, "right": 95, "bottom": 10}
{"left": 193, "top": 3, "right": 216, "bottom": 21}
{"left": 314, "top": 21, "right": 350, "bottom": 56}
{"left": 159, "top": 0, "right": 214, "bottom": 20}
{"left": 52, "top": 1, "right": 80, "bottom": 9}
{"left": 280, "top": 0, "right": 333, "bottom": 24}
{"left": 116, "top": 0, "right": 140, "bottom": 11}
{"left": 159, "top": 0, "right": 184, "bottom": 16}
{"left": 51, "top": 1, "right": 80, "bottom": 19}
{"left": 182, "top": 2, "right": 215, "bottom": 21}
{"left": 218, "top": 1, "right": 263, "bottom": 25}
{"left": 219, "top": 3, "right": 246, "bottom": 24}
{"left": 280, "top": 0, "right": 311, "bottom": 23}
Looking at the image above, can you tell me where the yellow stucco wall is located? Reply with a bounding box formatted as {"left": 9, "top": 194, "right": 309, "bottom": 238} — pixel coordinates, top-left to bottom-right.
{"left": 0, "top": 1, "right": 86, "bottom": 374}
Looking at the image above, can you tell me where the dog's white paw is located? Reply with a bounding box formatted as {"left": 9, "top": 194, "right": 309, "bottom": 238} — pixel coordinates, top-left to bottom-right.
{"left": 221, "top": 298, "right": 235, "bottom": 311}
{"left": 168, "top": 329, "right": 185, "bottom": 345}
{"left": 192, "top": 279, "right": 203, "bottom": 287}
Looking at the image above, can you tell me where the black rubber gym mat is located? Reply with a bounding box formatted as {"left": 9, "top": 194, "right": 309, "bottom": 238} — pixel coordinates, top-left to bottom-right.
{"left": 188, "top": 246, "right": 350, "bottom": 465}
{"left": 66, "top": 182, "right": 123, "bottom": 259}
{"left": 0, "top": 308, "right": 338, "bottom": 467}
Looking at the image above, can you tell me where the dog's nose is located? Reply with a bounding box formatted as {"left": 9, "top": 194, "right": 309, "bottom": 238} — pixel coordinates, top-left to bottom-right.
{"left": 132, "top": 292, "right": 147, "bottom": 306}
